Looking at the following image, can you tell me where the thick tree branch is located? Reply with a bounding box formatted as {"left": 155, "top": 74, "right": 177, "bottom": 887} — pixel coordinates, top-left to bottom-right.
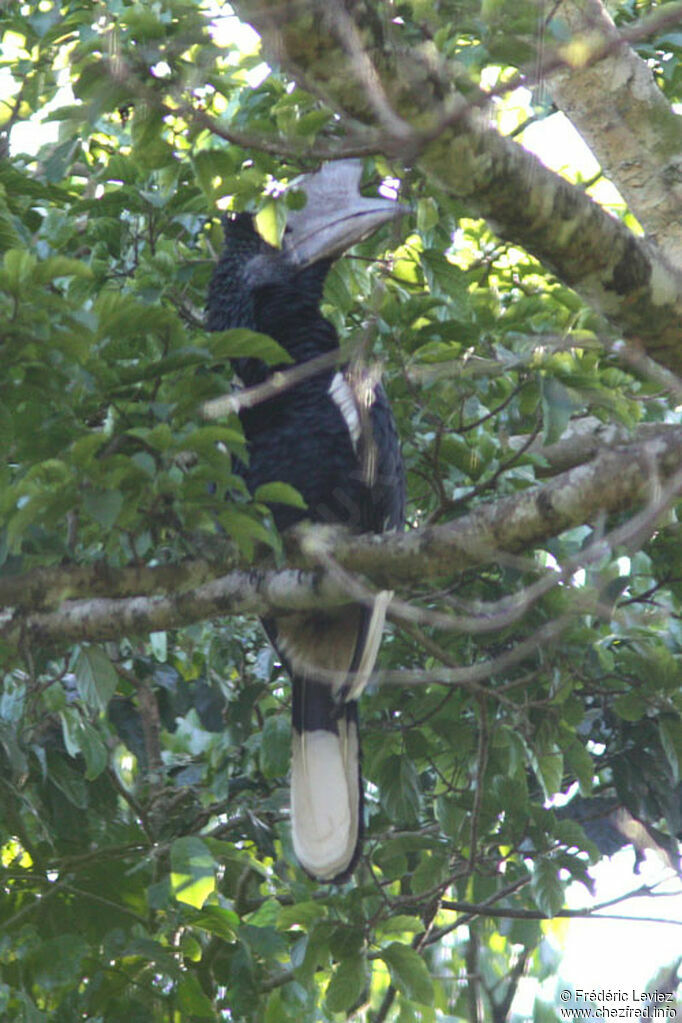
{"left": 422, "top": 116, "right": 682, "bottom": 372}
{"left": 0, "top": 568, "right": 351, "bottom": 649}
{"left": 0, "top": 556, "right": 234, "bottom": 612}
{"left": 2, "top": 428, "right": 681, "bottom": 650}
{"left": 511, "top": 419, "right": 682, "bottom": 476}
{"left": 549, "top": 0, "right": 682, "bottom": 265}
{"left": 230, "top": 0, "right": 682, "bottom": 374}
{"left": 325, "top": 426, "right": 682, "bottom": 586}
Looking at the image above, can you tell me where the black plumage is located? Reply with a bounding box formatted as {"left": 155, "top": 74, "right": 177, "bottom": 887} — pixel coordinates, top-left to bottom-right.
{"left": 206, "top": 171, "right": 404, "bottom": 881}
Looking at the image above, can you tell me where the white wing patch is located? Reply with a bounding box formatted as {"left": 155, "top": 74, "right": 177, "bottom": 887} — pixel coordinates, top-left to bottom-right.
{"left": 328, "top": 372, "right": 362, "bottom": 450}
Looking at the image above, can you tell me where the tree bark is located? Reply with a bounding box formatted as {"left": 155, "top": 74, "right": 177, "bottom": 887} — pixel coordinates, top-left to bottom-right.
{"left": 549, "top": 0, "right": 682, "bottom": 265}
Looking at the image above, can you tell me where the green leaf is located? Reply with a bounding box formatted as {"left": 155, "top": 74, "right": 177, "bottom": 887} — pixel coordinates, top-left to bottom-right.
{"left": 253, "top": 481, "right": 307, "bottom": 510}
{"left": 417, "top": 197, "right": 439, "bottom": 232}
{"left": 191, "top": 905, "right": 240, "bottom": 941}
{"left": 535, "top": 748, "right": 564, "bottom": 799}
{"left": 277, "top": 900, "right": 327, "bottom": 931}
{"left": 381, "top": 943, "right": 434, "bottom": 1006}
{"left": 59, "top": 707, "right": 83, "bottom": 758}
{"left": 376, "top": 915, "right": 423, "bottom": 939}
{"left": 241, "top": 925, "right": 287, "bottom": 965}
{"left": 35, "top": 256, "right": 92, "bottom": 283}
{"left": 208, "top": 328, "right": 293, "bottom": 365}
{"left": 435, "top": 795, "right": 466, "bottom": 839}
{"left": 264, "top": 990, "right": 287, "bottom": 1023}
{"left": 411, "top": 848, "right": 449, "bottom": 895}
{"left": 218, "top": 507, "right": 277, "bottom": 558}
{"left": 247, "top": 898, "right": 281, "bottom": 928}
{"left": 170, "top": 837, "right": 216, "bottom": 909}
{"left": 30, "top": 934, "right": 89, "bottom": 992}
{"left": 73, "top": 645, "right": 118, "bottom": 711}
{"left": 0, "top": 679, "right": 25, "bottom": 724}
{"left": 46, "top": 754, "right": 88, "bottom": 808}
{"left": 396, "top": 1001, "right": 419, "bottom": 1023}
{"left": 0, "top": 402, "right": 14, "bottom": 448}
{"left": 0, "top": 195, "right": 20, "bottom": 252}
{"left": 0, "top": 721, "right": 28, "bottom": 775}
{"left": 296, "top": 920, "right": 335, "bottom": 985}
{"left": 612, "top": 691, "right": 647, "bottom": 722}
{"left": 255, "top": 199, "right": 283, "bottom": 247}
{"left": 131, "top": 451, "right": 157, "bottom": 477}
{"left": 259, "top": 714, "right": 290, "bottom": 779}
{"left": 553, "top": 819, "right": 599, "bottom": 862}
{"left": 3, "top": 247, "right": 37, "bottom": 292}
{"left": 325, "top": 954, "right": 367, "bottom": 1012}
{"left": 181, "top": 425, "right": 245, "bottom": 457}
{"left": 375, "top": 755, "right": 421, "bottom": 823}
{"left": 531, "top": 858, "right": 564, "bottom": 917}
{"left": 658, "top": 716, "right": 682, "bottom": 785}
{"left": 540, "top": 376, "right": 576, "bottom": 444}
{"left": 82, "top": 488, "right": 124, "bottom": 528}
{"left": 78, "top": 719, "right": 108, "bottom": 779}
{"left": 565, "top": 741, "right": 594, "bottom": 796}
{"left": 328, "top": 923, "right": 364, "bottom": 959}
{"left": 69, "top": 433, "right": 108, "bottom": 467}
{"left": 177, "top": 974, "right": 215, "bottom": 1019}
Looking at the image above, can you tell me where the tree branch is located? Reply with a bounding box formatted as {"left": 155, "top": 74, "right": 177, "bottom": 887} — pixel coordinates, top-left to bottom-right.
{"left": 0, "top": 556, "right": 234, "bottom": 612}
{"left": 510, "top": 419, "right": 682, "bottom": 476}
{"left": 321, "top": 426, "right": 682, "bottom": 587}
{"left": 440, "top": 898, "right": 682, "bottom": 926}
{"left": 548, "top": 0, "right": 682, "bottom": 264}
{"left": 0, "top": 567, "right": 350, "bottom": 649}
{"left": 230, "top": 0, "right": 682, "bottom": 373}
{"left": 2, "top": 428, "right": 681, "bottom": 650}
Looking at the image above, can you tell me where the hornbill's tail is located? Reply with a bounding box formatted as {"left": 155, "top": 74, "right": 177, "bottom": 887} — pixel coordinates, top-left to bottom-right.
{"left": 291, "top": 678, "right": 362, "bottom": 882}
{"left": 265, "top": 593, "right": 391, "bottom": 882}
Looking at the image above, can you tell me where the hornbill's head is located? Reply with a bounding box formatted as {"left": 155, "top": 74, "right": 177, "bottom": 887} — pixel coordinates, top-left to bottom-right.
{"left": 206, "top": 160, "right": 405, "bottom": 334}
{"left": 281, "top": 160, "right": 405, "bottom": 268}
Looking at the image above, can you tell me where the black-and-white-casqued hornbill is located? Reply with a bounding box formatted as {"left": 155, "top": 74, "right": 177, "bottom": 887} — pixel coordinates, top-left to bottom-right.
{"left": 206, "top": 161, "right": 405, "bottom": 882}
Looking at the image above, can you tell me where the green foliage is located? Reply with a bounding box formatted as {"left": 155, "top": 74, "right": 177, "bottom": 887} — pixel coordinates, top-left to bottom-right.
{"left": 1, "top": 0, "right": 682, "bottom": 1020}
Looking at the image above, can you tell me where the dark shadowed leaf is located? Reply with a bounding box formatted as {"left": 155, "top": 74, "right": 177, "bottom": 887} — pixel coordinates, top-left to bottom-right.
{"left": 259, "top": 713, "right": 290, "bottom": 778}
{"left": 73, "top": 646, "right": 119, "bottom": 711}
{"left": 325, "top": 954, "right": 367, "bottom": 1012}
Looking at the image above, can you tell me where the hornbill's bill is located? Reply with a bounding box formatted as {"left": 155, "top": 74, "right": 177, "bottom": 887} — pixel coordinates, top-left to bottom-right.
{"left": 206, "top": 162, "right": 405, "bottom": 882}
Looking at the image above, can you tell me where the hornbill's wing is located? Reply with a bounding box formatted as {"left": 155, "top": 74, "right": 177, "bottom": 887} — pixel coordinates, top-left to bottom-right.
{"left": 262, "top": 365, "right": 405, "bottom": 882}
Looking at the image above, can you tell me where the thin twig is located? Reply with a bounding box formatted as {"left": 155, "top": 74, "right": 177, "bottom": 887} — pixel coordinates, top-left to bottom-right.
{"left": 201, "top": 349, "right": 342, "bottom": 419}
{"left": 468, "top": 698, "right": 489, "bottom": 873}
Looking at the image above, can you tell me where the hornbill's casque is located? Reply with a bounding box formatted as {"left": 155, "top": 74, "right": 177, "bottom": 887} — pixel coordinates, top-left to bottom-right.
{"left": 206, "top": 162, "right": 405, "bottom": 881}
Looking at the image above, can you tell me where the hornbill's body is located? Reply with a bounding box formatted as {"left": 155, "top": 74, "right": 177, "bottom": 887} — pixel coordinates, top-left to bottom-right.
{"left": 206, "top": 163, "right": 405, "bottom": 881}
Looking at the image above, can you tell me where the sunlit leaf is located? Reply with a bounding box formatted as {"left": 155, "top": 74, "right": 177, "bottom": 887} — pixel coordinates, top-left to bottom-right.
{"left": 171, "top": 837, "right": 216, "bottom": 909}
{"left": 381, "top": 943, "right": 434, "bottom": 1006}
